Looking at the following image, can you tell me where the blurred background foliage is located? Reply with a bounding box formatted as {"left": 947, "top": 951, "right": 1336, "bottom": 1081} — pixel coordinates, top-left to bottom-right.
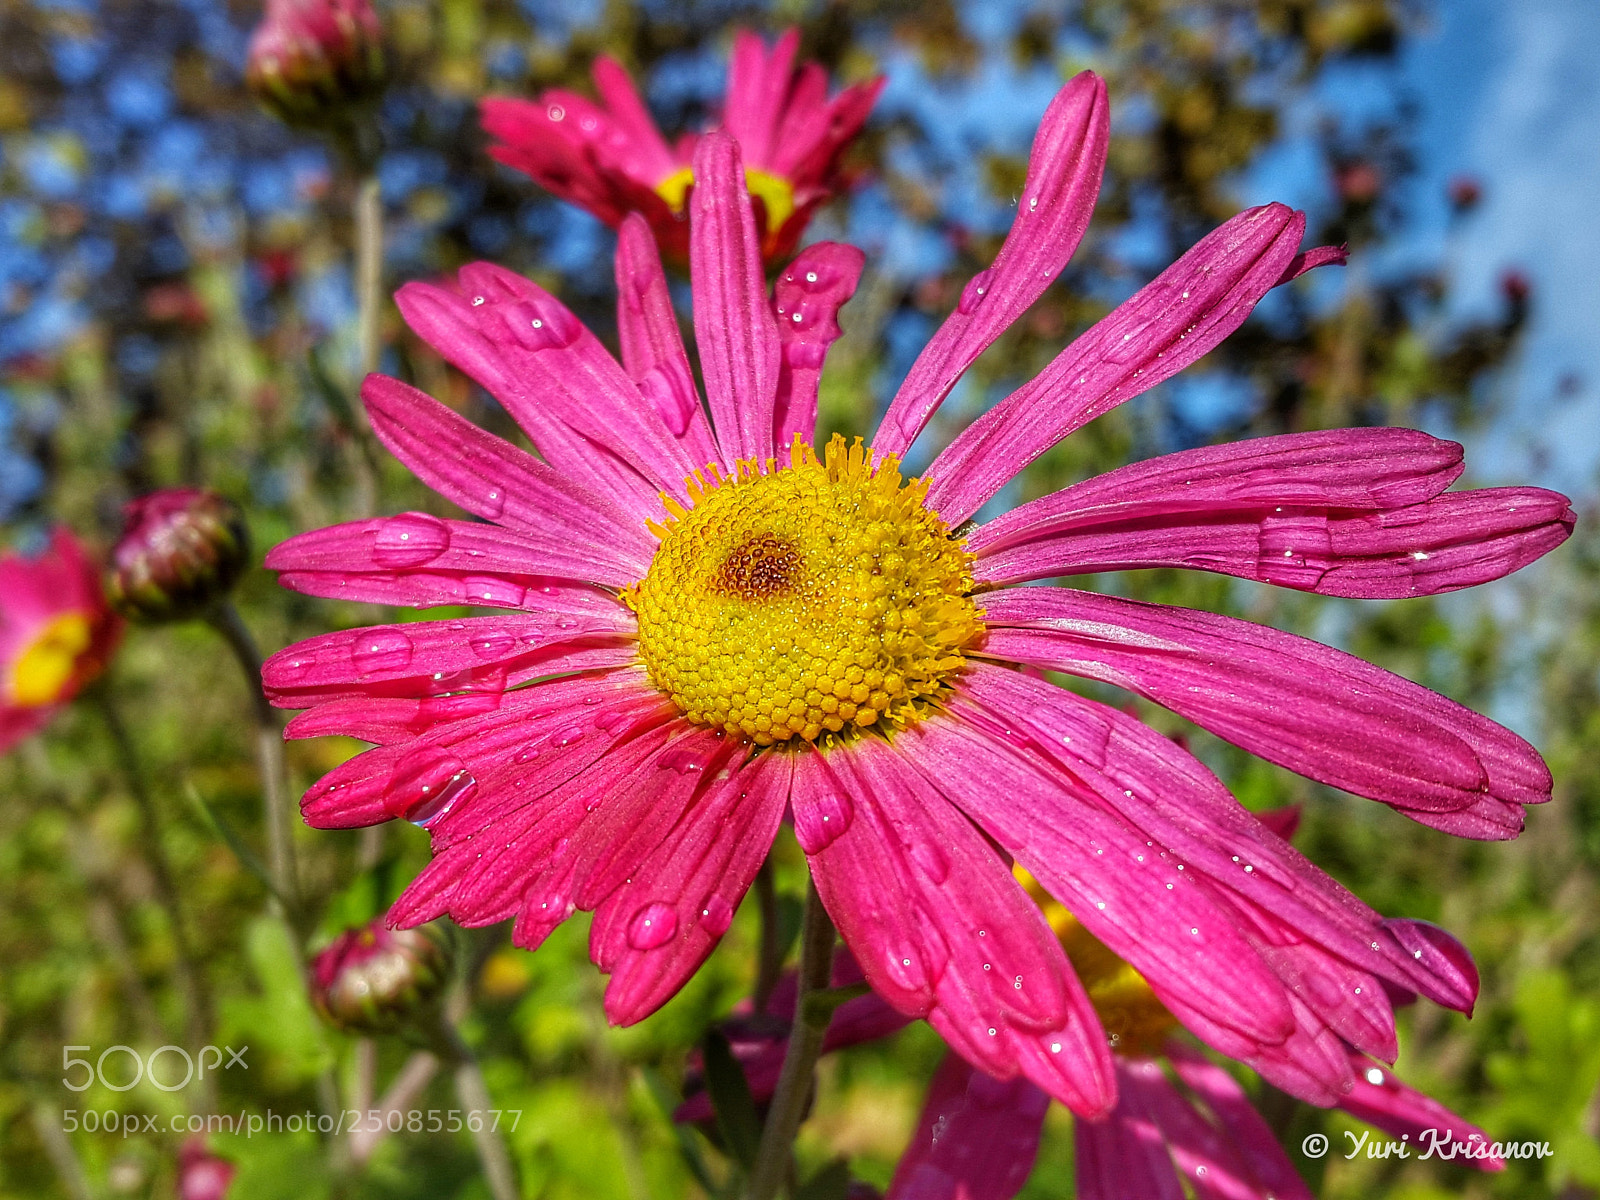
{"left": 1, "top": 0, "right": 1596, "bottom": 1197}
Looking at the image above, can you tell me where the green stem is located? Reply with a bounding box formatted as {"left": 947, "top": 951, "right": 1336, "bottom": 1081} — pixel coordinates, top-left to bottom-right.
{"left": 753, "top": 859, "right": 782, "bottom": 1015}
{"left": 441, "top": 1024, "right": 520, "bottom": 1200}
{"left": 92, "top": 687, "right": 216, "bottom": 1112}
{"left": 349, "top": 174, "right": 383, "bottom": 513}
{"left": 745, "top": 876, "right": 835, "bottom": 1200}
{"left": 206, "top": 601, "right": 299, "bottom": 914}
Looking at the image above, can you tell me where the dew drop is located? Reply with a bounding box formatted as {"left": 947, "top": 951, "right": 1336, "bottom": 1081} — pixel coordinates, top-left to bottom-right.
{"left": 468, "top": 627, "right": 518, "bottom": 660}
{"left": 909, "top": 840, "right": 950, "bottom": 884}
{"left": 480, "top": 488, "right": 506, "bottom": 519}
{"left": 698, "top": 895, "right": 734, "bottom": 936}
{"left": 371, "top": 513, "right": 451, "bottom": 568}
{"left": 547, "top": 104, "right": 565, "bottom": 121}
{"left": 464, "top": 576, "right": 526, "bottom": 608}
{"left": 659, "top": 745, "right": 708, "bottom": 774}
{"left": 386, "top": 748, "right": 478, "bottom": 826}
{"left": 957, "top": 268, "right": 996, "bottom": 315}
{"left": 796, "top": 790, "right": 854, "bottom": 852}
{"left": 626, "top": 903, "right": 678, "bottom": 950}
{"left": 352, "top": 628, "right": 415, "bottom": 674}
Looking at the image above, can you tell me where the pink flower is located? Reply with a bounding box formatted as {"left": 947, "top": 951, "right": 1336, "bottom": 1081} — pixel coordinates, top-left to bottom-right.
{"left": 481, "top": 29, "right": 884, "bottom": 265}
{"left": 1, "top": 529, "right": 122, "bottom": 754}
{"left": 889, "top": 1044, "right": 1501, "bottom": 1200}
{"left": 246, "top": 0, "right": 388, "bottom": 128}
{"left": 267, "top": 72, "right": 1572, "bottom": 1116}
{"left": 177, "top": 1137, "right": 236, "bottom": 1200}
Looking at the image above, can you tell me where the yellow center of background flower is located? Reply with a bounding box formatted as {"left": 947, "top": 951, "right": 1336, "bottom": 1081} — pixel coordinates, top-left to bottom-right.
{"left": 1017, "top": 867, "right": 1177, "bottom": 1055}
{"left": 625, "top": 436, "right": 982, "bottom": 746}
{"left": 654, "top": 165, "right": 798, "bottom": 235}
{"left": 9, "top": 612, "right": 93, "bottom": 707}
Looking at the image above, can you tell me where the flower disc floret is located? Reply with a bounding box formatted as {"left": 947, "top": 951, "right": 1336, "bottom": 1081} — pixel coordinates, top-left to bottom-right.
{"left": 626, "top": 435, "right": 983, "bottom": 745}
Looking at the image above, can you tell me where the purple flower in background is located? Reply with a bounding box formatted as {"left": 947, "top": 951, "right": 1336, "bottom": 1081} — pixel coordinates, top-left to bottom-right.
{"left": 265, "top": 72, "right": 1572, "bottom": 1116}
{"left": 481, "top": 28, "right": 884, "bottom": 265}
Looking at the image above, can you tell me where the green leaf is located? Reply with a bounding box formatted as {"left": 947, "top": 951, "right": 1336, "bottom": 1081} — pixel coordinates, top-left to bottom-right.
{"left": 702, "top": 1030, "right": 762, "bottom": 1172}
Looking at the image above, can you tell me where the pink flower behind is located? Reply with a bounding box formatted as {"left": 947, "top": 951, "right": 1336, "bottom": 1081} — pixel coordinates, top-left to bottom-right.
{"left": 177, "top": 1137, "right": 236, "bottom": 1200}
{"left": 889, "top": 1045, "right": 1502, "bottom": 1200}
{"left": 1, "top": 529, "right": 122, "bottom": 754}
{"left": 481, "top": 28, "right": 884, "bottom": 264}
{"left": 246, "top": 0, "right": 388, "bottom": 128}
{"left": 268, "top": 70, "right": 1572, "bottom": 1117}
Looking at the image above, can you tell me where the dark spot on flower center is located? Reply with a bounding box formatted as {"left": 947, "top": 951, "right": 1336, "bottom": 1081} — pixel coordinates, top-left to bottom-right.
{"left": 713, "top": 535, "right": 803, "bottom": 600}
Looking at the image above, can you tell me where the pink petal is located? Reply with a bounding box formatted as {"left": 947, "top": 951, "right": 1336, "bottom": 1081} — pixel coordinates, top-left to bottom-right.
{"left": 722, "top": 28, "right": 800, "bottom": 169}
{"left": 980, "top": 586, "right": 1550, "bottom": 834}
{"left": 874, "top": 72, "right": 1109, "bottom": 458}
{"left": 894, "top": 714, "right": 1297, "bottom": 1052}
{"left": 614, "top": 213, "right": 720, "bottom": 468}
{"left": 262, "top": 609, "right": 635, "bottom": 708}
{"left": 955, "top": 665, "right": 1474, "bottom": 1016}
{"left": 276, "top": 564, "right": 620, "bottom": 617}
{"left": 770, "top": 71, "right": 885, "bottom": 188}
{"left": 978, "top": 482, "right": 1574, "bottom": 598}
{"left": 0, "top": 704, "right": 56, "bottom": 755}
{"left": 480, "top": 95, "right": 629, "bottom": 226}
{"left": 971, "top": 430, "right": 1466, "bottom": 567}
{"left": 690, "top": 133, "right": 784, "bottom": 464}
{"left": 927, "top": 206, "right": 1331, "bottom": 524}
{"left": 771, "top": 241, "right": 866, "bottom": 453}
{"left": 391, "top": 715, "right": 679, "bottom": 929}
{"left": 1337, "top": 1053, "right": 1504, "bottom": 1170}
{"left": 395, "top": 273, "right": 670, "bottom": 518}
{"left": 1164, "top": 1042, "right": 1315, "bottom": 1200}
{"left": 1122, "top": 1056, "right": 1280, "bottom": 1200}
{"left": 298, "top": 670, "right": 663, "bottom": 830}
{"left": 1074, "top": 1066, "right": 1187, "bottom": 1200}
{"left": 360, "top": 373, "right": 655, "bottom": 575}
{"left": 590, "top": 748, "right": 790, "bottom": 1024}
{"left": 793, "top": 737, "right": 1115, "bottom": 1114}
{"left": 886, "top": 1053, "right": 1051, "bottom": 1200}
{"left": 266, "top": 513, "right": 635, "bottom": 588}
{"left": 589, "top": 55, "right": 680, "bottom": 181}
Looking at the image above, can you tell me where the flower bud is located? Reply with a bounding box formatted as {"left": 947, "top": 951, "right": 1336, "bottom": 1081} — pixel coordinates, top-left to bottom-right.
{"left": 311, "top": 921, "right": 453, "bottom": 1036}
{"left": 177, "top": 1138, "right": 236, "bottom": 1200}
{"left": 106, "top": 489, "right": 250, "bottom": 624}
{"left": 246, "top": 0, "right": 388, "bottom": 130}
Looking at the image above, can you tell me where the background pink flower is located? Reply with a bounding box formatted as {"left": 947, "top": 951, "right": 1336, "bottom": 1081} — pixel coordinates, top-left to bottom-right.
{"left": 0, "top": 529, "right": 122, "bottom": 754}
{"left": 481, "top": 28, "right": 883, "bottom": 264}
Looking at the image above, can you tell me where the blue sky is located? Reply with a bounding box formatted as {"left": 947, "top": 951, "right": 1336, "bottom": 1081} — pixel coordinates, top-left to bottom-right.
{"left": 1406, "top": 0, "right": 1600, "bottom": 494}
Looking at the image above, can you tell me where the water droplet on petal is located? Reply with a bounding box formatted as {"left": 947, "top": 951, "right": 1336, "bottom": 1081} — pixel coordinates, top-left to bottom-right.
{"left": 639, "top": 365, "right": 699, "bottom": 437}
{"left": 352, "top": 628, "right": 415, "bottom": 674}
{"left": 372, "top": 513, "right": 451, "bottom": 568}
{"left": 698, "top": 895, "right": 734, "bottom": 936}
{"left": 627, "top": 902, "right": 678, "bottom": 950}
{"left": 659, "top": 745, "right": 708, "bottom": 774}
{"left": 909, "top": 840, "right": 949, "bottom": 884}
{"left": 468, "top": 627, "right": 518, "bottom": 659}
{"left": 480, "top": 489, "right": 506, "bottom": 520}
{"left": 386, "top": 747, "right": 478, "bottom": 826}
{"left": 957, "top": 268, "right": 996, "bottom": 315}
{"left": 463, "top": 576, "right": 526, "bottom": 608}
{"left": 796, "top": 790, "right": 854, "bottom": 853}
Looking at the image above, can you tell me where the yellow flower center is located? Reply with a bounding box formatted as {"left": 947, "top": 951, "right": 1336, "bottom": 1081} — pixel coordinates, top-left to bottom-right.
{"left": 9, "top": 612, "right": 93, "bottom": 707}
{"left": 625, "top": 436, "right": 982, "bottom": 746}
{"left": 654, "top": 165, "right": 798, "bottom": 235}
{"left": 1017, "top": 867, "right": 1177, "bottom": 1055}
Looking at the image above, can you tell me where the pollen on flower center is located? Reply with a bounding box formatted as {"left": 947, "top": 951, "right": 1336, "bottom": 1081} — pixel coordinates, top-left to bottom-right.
{"left": 654, "top": 165, "right": 798, "bottom": 233}
{"left": 624, "top": 435, "right": 983, "bottom": 746}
